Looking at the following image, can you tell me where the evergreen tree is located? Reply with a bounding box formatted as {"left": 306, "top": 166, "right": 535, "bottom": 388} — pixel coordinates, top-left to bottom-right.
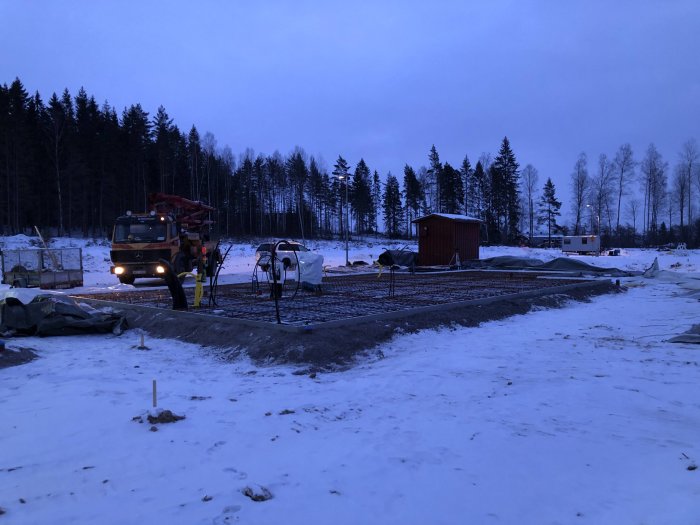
{"left": 44, "top": 92, "right": 69, "bottom": 235}
{"left": 2, "top": 79, "right": 31, "bottom": 233}
{"left": 460, "top": 155, "right": 473, "bottom": 216}
{"left": 59, "top": 88, "right": 82, "bottom": 234}
{"left": 537, "top": 177, "right": 562, "bottom": 244}
{"left": 97, "top": 102, "right": 123, "bottom": 233}
{"left": 470, "top": 160, "right": 487, "bottom": 222}
{"left": 308, "top": 156, "right": 326, "bottom": 237}
{"left": 152, "top": 105, "right": 176, "bottom": 193}
{"left": 187, "top": 126, "right": 201, "bottom": 200}
{"left": 371, "top": 170, "right": 381, "bottom": 233}
{"left": 490, "top": 137, "right": 521, "bottom": 243}
{"left": 25, "top": 91, "right": 50, "bottom": 229}
{"left": 332, "top": 155, "right": 351, "bottom": 237}
{"left": 428, "top": 144, "right": 442, "bottom": 212}
{"left": 74, "top": 88, "right": 102, "bottom": 235}
{"left": 0, "top": 82, "right": 8, "bottom": 229}
{"left": 403, "top": 164, "right": 423, "bottom": 238}
{"left": 286, "top": 147, "right": 308, "bottom": 239}
{"left": 351, "top": 158, "right": 372, "bottom": 233}
{"left": 251, "top": 154, "right": 265, "bottom": 235}
{"left": 121, "top": 104, "right": 151, "bottom": 212}
{"left": 383, "top": 173, "right": 403, "bottom": 237}
{"left": 265, "top": 152, "right": 286, "bottom": 234}
{"left": 441, "top": 162, "right": 464, "bottom": 214}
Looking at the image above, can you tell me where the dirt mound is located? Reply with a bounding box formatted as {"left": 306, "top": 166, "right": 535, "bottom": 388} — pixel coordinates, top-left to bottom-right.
{"left": 147, "top": 410, "right": 185, "bottom": 424}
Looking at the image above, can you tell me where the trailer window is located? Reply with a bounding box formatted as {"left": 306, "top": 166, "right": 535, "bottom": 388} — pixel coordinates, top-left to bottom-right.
{"left": 582, "top": 237, "right": 588, "bottom": 245}
{"left": 563, "top": 238, "right": 571, "bottom": 245}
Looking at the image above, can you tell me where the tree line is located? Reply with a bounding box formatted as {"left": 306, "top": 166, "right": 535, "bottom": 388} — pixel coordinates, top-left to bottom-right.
{"left": 558, "top": 141, "right": 700, "bottom": 248}
{"left": 1, "top": 78, "right": 698, "bottom": 247}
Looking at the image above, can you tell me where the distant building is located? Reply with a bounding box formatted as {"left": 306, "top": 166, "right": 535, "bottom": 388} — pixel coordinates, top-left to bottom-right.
{"left": 562, "top": 235, "right": 600, "bottom": 254}
{"left": 412, "top": 213, "right": 481, "bottom": 266}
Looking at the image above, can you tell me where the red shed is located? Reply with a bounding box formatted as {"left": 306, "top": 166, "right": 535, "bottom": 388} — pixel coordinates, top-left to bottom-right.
{"left": 412, "top": 213, "right": 481, "bottom": 266}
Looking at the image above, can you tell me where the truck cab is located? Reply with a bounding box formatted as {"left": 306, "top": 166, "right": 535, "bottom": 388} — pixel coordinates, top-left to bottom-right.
{"left": 109, "top": 193, "right": 220, "bottom": 285}
{"left": 110, "top": 211, "right": 180, "bottom": 284}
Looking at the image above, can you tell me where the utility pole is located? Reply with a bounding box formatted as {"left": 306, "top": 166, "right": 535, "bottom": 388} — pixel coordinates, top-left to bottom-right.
{"left": 339, "top": 175, "right": 349, "bottom": 266}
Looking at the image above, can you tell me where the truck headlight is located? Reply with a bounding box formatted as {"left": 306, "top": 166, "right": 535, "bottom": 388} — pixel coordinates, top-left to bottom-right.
{"left": 114, "top": 266, "right": 125, "bottom": 275}
{"left": 156, "top": 265, "right": 166, "bottom": 274}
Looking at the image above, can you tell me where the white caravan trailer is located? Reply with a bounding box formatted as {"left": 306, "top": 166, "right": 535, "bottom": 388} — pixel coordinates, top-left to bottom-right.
{"left": 562, "top": 235, "right": 600, "bottom": 254}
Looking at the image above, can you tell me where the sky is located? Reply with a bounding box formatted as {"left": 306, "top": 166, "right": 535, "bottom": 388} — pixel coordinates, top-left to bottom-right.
{"left": 1, "top": 0, "right": 699, "bottom": 220}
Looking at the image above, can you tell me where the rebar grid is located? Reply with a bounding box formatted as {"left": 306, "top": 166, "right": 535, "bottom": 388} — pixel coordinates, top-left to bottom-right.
{"left": 77, "top": 271, "right": 587, "bottom": 326}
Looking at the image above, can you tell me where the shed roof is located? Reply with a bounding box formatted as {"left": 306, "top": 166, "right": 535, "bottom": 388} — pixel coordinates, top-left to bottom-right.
{"left": 412, "top": 213, "right": 481, "bottom": 224}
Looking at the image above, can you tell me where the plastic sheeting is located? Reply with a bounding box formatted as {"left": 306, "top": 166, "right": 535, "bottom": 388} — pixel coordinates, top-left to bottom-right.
{"left": 377, "top": 250, "right": 418, "bottom": 268}
{"left": 669, "top": 325, "right": 700, "bottom": 344}
{"left": 298, "top": 252, "right": 324, "bottom": 285}
{"left": 463, "top": 256, "right": 640, "bottom": 277}
{"left": 267, "top": 252, "right": 324, "bottom": 286}
{"left": 0, "top": 291, "right": 126, "bottom": 337}
{"left": 643, "top": 257, "right": 700, "bottom": 299}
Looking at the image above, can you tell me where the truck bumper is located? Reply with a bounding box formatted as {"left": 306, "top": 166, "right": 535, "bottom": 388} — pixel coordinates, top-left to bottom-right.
{"left": 110, "top": 263, "right": 165, "bottom": 278}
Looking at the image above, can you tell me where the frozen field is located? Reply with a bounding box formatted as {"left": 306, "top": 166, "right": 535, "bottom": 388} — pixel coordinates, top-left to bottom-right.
{"left": 1, "top": 236, "right": 699, "bottom": 524}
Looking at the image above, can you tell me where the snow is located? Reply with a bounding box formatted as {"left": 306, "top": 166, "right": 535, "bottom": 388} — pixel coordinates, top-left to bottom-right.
{"left": 414, "top": 213, "right": 481, "bottom": 222}
{"left": 1, "top": 236, "right": 699, "bottom": 524}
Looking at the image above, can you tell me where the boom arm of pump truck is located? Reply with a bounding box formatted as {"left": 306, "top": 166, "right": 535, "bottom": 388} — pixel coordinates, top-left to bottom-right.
{"left": 148, "top": 193, "right": 215, "bottom": 232}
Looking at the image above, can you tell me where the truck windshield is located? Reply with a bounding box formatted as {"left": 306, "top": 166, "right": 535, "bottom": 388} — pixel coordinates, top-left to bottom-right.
{"left": 113, "top": 219, "right": 168, "bottom": 243}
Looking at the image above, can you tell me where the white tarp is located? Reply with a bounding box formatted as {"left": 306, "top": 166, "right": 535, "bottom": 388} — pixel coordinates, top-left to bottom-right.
{"left": 298, "top": 252, "right": 324, "bottom": 285}
{"left": 643, "top": 257, "right": 700, "bottom": 300}
{"left": 266, "top": 252, "right": 324, "bottom": 286}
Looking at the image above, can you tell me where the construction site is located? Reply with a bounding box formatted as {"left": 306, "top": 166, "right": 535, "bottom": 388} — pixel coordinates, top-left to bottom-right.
{"left": 76, "top": 268, "right": 617, "bottom": 366}
{"left": 1, "top": 198, "right": 622, "bottom": 366}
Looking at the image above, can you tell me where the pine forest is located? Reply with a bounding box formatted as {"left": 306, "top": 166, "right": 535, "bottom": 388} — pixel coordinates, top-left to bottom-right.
{"left": 1, "top": 78, "right": 698, "bottom": 248}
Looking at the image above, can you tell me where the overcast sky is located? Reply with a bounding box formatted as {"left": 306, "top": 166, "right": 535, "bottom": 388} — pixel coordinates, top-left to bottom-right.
{"left": 2, "top": 0, "right": 698, "bottom": 219}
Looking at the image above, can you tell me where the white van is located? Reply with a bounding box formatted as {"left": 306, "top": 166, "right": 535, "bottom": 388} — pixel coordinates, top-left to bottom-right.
{"left": 562, "top": 235, "right": 600, "bottom": 254}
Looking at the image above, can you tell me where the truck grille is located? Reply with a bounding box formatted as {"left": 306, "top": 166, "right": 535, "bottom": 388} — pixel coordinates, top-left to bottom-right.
{"left": 110, "top": 249, "right": 172, "bottom": 264}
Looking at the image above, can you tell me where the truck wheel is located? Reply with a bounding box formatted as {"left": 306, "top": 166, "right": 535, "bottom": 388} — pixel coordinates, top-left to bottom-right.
{"left": 118, "top": 275, "right": 135, "bottom": 285}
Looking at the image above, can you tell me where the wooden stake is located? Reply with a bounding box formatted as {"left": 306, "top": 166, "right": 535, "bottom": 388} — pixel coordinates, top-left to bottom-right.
{"left": 139, "top": 334, "right": 145, "bottom": 349}
{"left": 152, "top": 380, "right": 157, "bottom": 408}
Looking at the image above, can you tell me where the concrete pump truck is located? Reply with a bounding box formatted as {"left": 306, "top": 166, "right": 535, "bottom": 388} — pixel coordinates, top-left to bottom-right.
{"left": 109, "top": 193, "right": 220, "bottom": 285}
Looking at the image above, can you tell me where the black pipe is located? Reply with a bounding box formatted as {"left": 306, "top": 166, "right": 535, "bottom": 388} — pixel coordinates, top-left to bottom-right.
{"left": 159, "top": 259, "right": 188, "bottom": 311}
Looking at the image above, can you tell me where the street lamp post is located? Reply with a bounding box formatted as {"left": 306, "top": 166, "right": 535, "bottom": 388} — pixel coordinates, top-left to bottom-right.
{"left": 586, "top": 204, "right": 601, "bottom": 254}
{"left": 586, "top": 204, "right": 600, "bottom": 236}
{"left": 339, "top": 175, "right": 349, "bottom": 266}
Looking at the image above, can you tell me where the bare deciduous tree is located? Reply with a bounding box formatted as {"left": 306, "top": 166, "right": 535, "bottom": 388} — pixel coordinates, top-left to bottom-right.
{"left": 677, "top": 138, "right": 699, "bottom": 239}
{"left": 626, "top": 198, "right": 640, "bottom": 235}
{"left": 672, "top": 164, "right": 689, "bottom": 239}
{"left": 521, "top": 164, "right": 538, "bottom": 244}
{"left": 612, "top": 144, "right": 635, "bottom": 238}
{"left": 588, "top": 154, "right": 614, "bottom": 235}
{"left": 570, "top": 153, "right": 589, "bottom": 235}
{"left": 640, "top": 144, "right": 668, "bottom": 242}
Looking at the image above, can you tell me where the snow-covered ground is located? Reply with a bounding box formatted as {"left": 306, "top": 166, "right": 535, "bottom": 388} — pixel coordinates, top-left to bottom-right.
{"left": 1, "top": 236, "right": 699, "bottom": 524}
